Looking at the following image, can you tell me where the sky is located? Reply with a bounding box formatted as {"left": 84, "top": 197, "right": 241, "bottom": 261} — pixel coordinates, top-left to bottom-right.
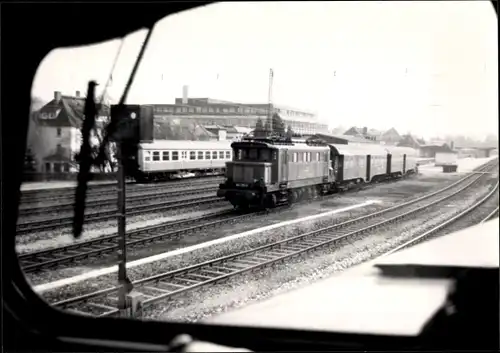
{"left": 31, "top": 1, "right": 497, "bottom": 140}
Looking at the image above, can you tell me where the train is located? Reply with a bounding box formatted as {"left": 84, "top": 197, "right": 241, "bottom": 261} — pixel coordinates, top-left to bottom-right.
{"left": 217, "top": 137, "right": 419, "bottom": 209}
{"left": 134, "top": 140, "right": 233, "bottom": 182}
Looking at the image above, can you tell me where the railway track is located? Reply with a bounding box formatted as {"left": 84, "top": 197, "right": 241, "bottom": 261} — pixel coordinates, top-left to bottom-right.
{"left": 19, "top": 208, "right": 256, "bottom": 273}
{"left": 49, "top": 159, "right": 497, "bottom": 317}
{"left": 20, "top": 176, "right": 224, "bottom": 204}
{"left": 481, "top": 206, "right": 499, "bottom": 223}
{"left": 16, "top": 195, "right": 224, "bottom": 235}
{"left": 19, "top": 167, "right": 432, "bottom": 272}
{"left": 18, "top": 186, "right": 219, "bottom": 217}
{"left": 383, "top": 179, "right": 499, "bottom": 256}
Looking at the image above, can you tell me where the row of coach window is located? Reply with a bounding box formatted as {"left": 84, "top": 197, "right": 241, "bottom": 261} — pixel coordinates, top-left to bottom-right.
{"left": 145, "top": 150, "right": 232, "bottom": 162}
{"left": 291, "top": 151, "right": 328, "bottom": 163}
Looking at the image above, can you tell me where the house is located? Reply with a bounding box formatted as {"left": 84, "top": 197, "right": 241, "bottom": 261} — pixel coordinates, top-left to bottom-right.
{"left": 419, "top": 143, "right": 454, "bottom": 158}
{"left": 379, "top": 127, "right": 402, "bottom": 145}
{"left": 343, "top": 126, "right": 399, "bottom": 143}
{"left": 29, "top": 91, "right": 110, "bottom": 173}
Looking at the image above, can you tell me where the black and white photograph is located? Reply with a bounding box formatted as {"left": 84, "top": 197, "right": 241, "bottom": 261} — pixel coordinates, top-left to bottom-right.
{"left": 3, "top": 1, "right": 499, "bottom": 351}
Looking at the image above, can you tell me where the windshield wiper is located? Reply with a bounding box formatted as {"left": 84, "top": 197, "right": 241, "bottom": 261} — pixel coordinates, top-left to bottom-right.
{"left": 72, "top": 26, "right": 154, "bottom": 239}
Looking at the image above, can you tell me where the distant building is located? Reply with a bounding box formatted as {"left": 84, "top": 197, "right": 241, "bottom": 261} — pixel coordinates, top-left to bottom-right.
{"left": 343, "top": 126, "right": 402, "bottom": 144}
{"left": 307, "top": 133, "right": 349, "bottom": 145}
{"left": 397, "top": 134, "right": 424, "bottom": 150}
{"left": 28, "top": 91, "right": 110, "bottom": 173}
{"left": 380, "top": 127, "right": 402, "bottom": 145}
{"left": 203, "top": 125, "right": 252, "bottom": 141}
{"left": 151, "top": 86, "right": 328, "bottom": 135}
{"left": 419, "top": 143, "right": 454, "bottom": 158}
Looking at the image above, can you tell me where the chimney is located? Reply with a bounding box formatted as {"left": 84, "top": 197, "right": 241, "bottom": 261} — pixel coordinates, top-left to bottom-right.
{"left": 75, "top": 90, "right": 81, "bottom": 98}
{"left": 54, "top": 91, "right": 62, "bottom": 102}
{"left": 182, "top": 85, "right": 188, "bottom": 104}
{"left": 362, "top": 127, "right": 368, "bottom": 135}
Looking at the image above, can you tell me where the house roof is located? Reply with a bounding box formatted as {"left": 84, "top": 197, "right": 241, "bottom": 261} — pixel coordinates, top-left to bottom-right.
{"left": 36, "top": 95, "right": 109, "bottom": 128}
{"left": 397, "top": 134, "right": 422, "bottom": 148}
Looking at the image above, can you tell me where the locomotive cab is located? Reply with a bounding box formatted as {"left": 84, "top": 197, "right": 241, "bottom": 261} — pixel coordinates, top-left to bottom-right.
{"left": 217, "top": 140, "right": 279, "bottom": 208}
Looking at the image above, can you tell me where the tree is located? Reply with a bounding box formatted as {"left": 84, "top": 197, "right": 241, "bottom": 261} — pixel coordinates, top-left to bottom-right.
{"left": 264, "top": 117, "right": 272, "bottom": 136}
{"left": 271, "top": 113, "right": 286, "bottom": 136}
{"left": 286, "top": 125, "right": 294, "bottom": 141}
{"left": 254, "top": 118, "right": 266, "bottom": 137}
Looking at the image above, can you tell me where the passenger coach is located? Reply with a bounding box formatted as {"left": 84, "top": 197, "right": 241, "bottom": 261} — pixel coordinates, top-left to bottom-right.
{"left": 136, "top": 140, "right": 232, "bottom": 181}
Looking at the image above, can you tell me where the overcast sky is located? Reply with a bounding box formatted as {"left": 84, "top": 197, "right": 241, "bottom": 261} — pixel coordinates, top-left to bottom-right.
{"left": 32, "top": 1, "right": 497, "bottom": 139}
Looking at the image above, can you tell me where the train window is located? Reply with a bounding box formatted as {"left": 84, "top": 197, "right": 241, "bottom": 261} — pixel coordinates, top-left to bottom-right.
{"left": 298, "top": 152, "right": 304, "bottom": 163}
{"left": 198, "top": 151, "right": 204, "bottom": 159}
{"left": 249, "top": 149, "right": 258, "bottom": 160}
{"left": 162, "top": 151, "right": 170, "bottom": 161}
{"left": 236, "top": 149, "right": 242, "bottom": 160}
{"left": 144, "top": 151, "right": 151, "bottom": 161}
{"left": 153, "top": 151, "right": 160, "bottom": 161}
{"left": 172, "top": 151, "right": 179, "bottom": 160}
{"left": 219, "top": 151, "right": 224, "bottom": 159}
{"left": 260, "top": 149, "right": 270, "bottom": 161}
{"left": 181, "top": 151, "right": 187, "bottom": 159}
{"left": 272, "top": 151, "right": 277, "bottom": 161}
{"left": 205, "top": 151, "right": 211, "bottom": 159}
{"left": 316, "top": 152, "right": 320, "bottom": 161}
{"left": 225, "top": 151, "right": 231, "bottom": 159}
{"left": 293, "top": 152, "right": 297, "bottom": 162}
{"left": 212, "top": 151, "right": 218, "bottom": 159}
{"left": 190, "top": 151, "right": 196, "bottom": 160}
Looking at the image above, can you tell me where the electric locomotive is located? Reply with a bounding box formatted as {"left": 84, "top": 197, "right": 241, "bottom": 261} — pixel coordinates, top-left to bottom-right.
{"left": 217, "top": 137, "right": 331, "bottom": 208}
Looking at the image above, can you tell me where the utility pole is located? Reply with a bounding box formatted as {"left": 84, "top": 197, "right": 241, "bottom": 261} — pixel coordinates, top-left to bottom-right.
{"left": 116, "top": 140, "right": 129, "bottom": 315}
{"left": 268, "top": 68, "right": 274, "bottom": 135}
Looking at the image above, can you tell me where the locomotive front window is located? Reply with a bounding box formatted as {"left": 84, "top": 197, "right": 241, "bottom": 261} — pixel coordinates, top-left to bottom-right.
{"left": 260, "top": 149, "right": 270, "bottom": 161}
{"left": 153, "top": 151, "right": 160, "bottom": 161}
{"left": 190, "top": 151, "right": 196, "bottom": 160}
{"left": 162, "top": 151, "right": 170, "bottom": 161}
{"left": 249, "top": 149, "right": 258, "bottom": 160}
{"left": 172, "top": 151, "right": 179, "bottom": 160}
{"left": 198, "top": 151, "right": 204, "bottom": 159}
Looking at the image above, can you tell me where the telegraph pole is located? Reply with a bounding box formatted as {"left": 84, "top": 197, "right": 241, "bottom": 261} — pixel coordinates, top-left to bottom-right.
{"left": 116, "top": 140, "right": 128, "bottom": 315}
{"left": 268, "top": 68, "right": 274, "bottom": 135}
